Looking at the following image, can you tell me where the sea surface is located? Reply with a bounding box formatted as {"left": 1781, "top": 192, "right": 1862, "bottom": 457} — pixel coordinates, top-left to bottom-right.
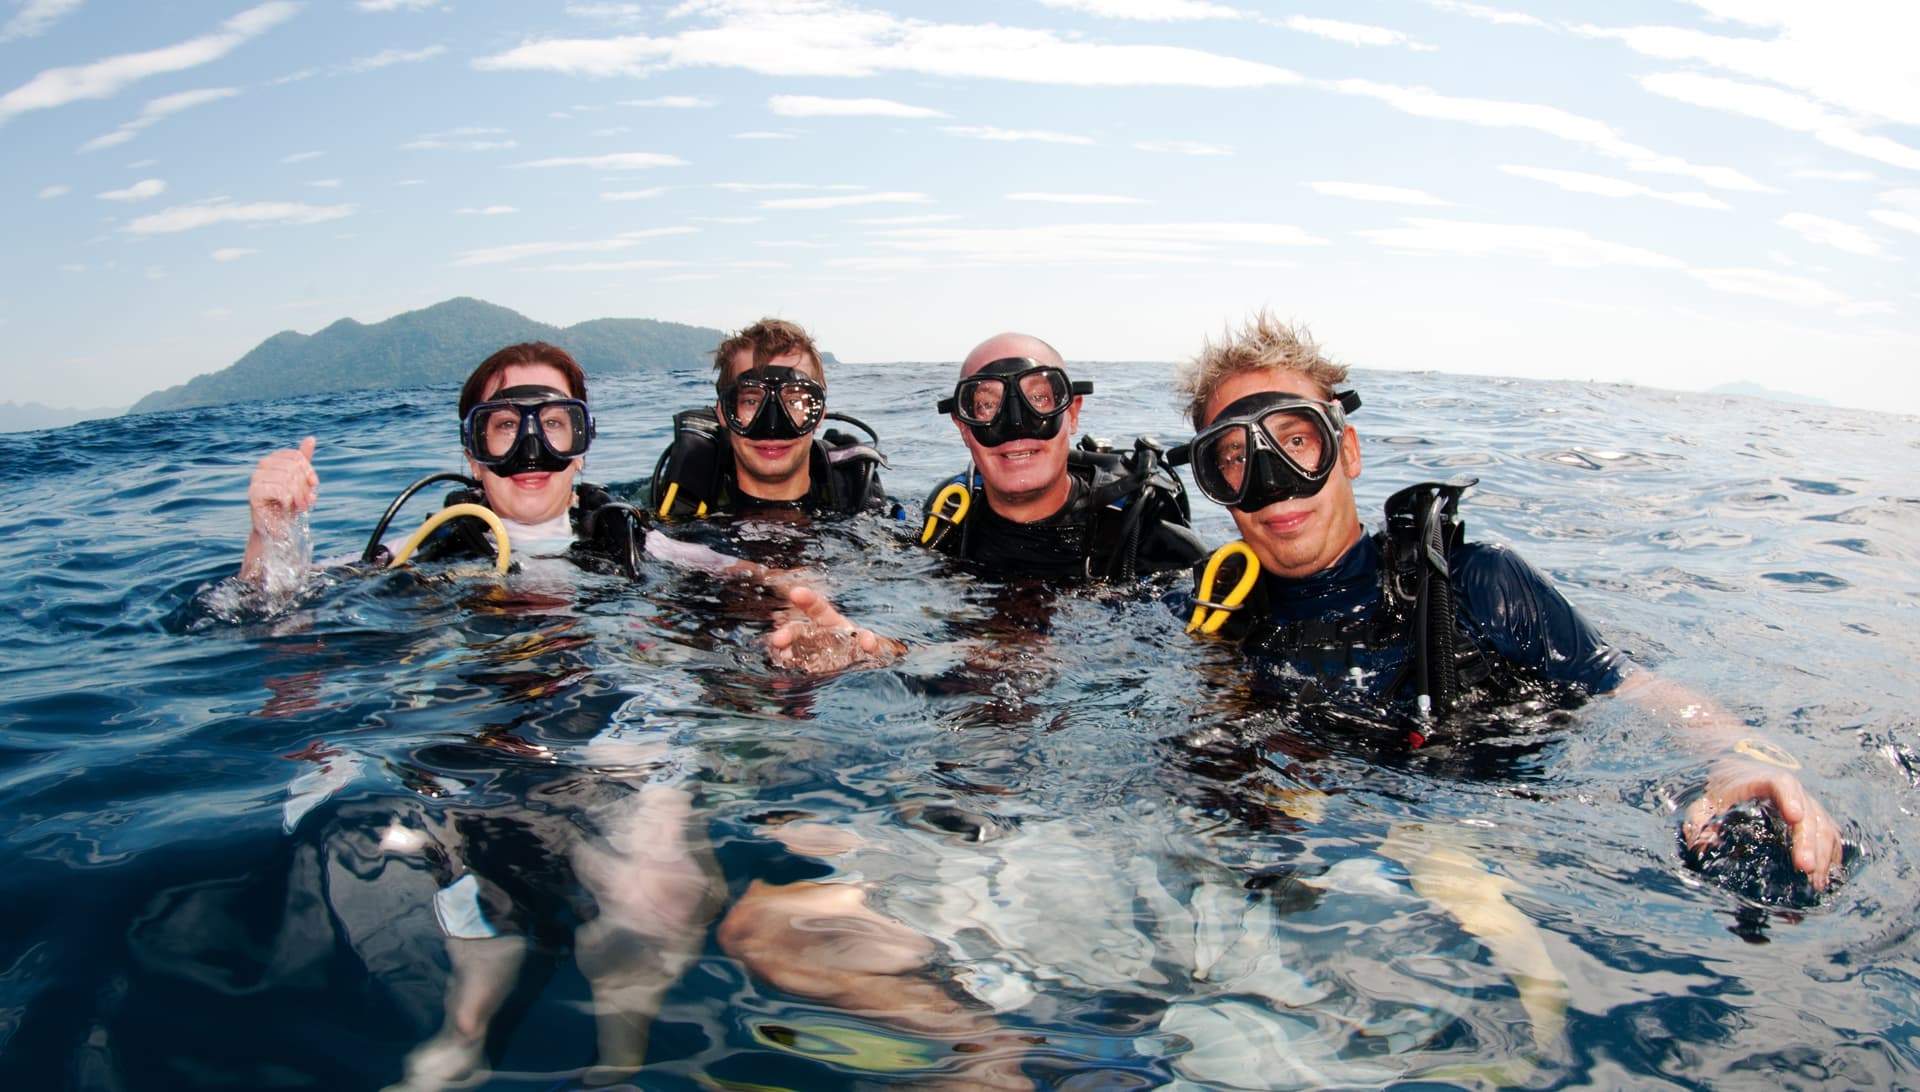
{"left": 2, "top": 362, "right": 1918, "bottom": 1091}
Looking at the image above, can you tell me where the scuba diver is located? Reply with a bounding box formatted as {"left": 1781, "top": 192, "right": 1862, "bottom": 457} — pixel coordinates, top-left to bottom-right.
{"left": 1170, "top": 309, "right": 1846, "bottom": 892}
{"left": 918, "top": 332, "right": 1205, "bottom": 583}
{"left": 646, "top": 316, "right": 897, "bottom": 521}
{"left": 243, "top": 340, "right": 740, "bottom": 582}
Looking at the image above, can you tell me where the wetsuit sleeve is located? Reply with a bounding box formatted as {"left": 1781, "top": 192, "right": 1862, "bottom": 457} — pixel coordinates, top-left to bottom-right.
{"left": 1452, "top": 542, "right": 1631, "bottom": 694}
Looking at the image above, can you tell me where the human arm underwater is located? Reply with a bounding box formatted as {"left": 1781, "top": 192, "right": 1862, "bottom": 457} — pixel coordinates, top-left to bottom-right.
{"left": 766, "top": 584, "right": 907, "bottom": 673}
{"left": 241, "top": 436, "right": 319, "bottom": 582}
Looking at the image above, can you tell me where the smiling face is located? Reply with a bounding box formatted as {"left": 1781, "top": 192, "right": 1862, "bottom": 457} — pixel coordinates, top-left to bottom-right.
{"left": 954, "top": 333, "right": 1080, "bottom": 523}
{"left": 1202, "top": 368, "right": 1363, "bottom": 579}
{"left": 720, "top": 348, "right": 821, "bottom": 501}
{"left": 469, "top": 362, "right": 582, "bottom": 525}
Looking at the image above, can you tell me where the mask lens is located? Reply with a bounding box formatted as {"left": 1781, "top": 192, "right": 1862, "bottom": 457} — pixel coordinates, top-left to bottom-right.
{"left": 723, "top": 384, "right": 768, "bottom": 432}
{"left": 1196, "top": 424, "right": 1253, "bottom": 503}
{"left": 1016, "top": 370, "right": 1068, "bottom": 416}
{"left": 479, "top": 406, "right": 525, "bottom": 459}
{"left": 778, "top": 382, "right": 825, "bottom": 432}
{"left": 1260, "top": 408, "right": 1330, "bottom": 476}
{"left": 722, "top": 369, "right": 824, "bottom": 438}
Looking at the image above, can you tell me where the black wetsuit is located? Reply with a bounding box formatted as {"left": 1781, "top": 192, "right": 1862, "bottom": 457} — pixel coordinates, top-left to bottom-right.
{"left": 1201, "top": 533, "right": 1629, "bottom": 708}
{"left": 647, "top": 410, "right": 897, "bottom": 520}
{"left": 921, "top": 450, "right": 1206, "bottom": 583}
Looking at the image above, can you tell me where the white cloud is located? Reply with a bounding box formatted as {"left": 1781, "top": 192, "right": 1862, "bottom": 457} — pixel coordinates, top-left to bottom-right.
{"left": 734, "top": 130, "right": 795, "bottom": 140}
{"left": 79, "top": 86, "right": 241, "bottom": 151}
{"left": 0, "top": 2, "right": 295, "bottom": 124}
{"left": 567, "top": 3, "right": 647, "bottom": 22}
{"left": 1285, "top": 16, "right": 1421, "bottom": 49}
{"left": 403, "top": 127, "right": 516, "bottom": 151}
{"left": 1034, "top": 0, "right": 1241, "bottom": 19}
{"left": 1580, "top": 4, "right": 1920, "bottom": 128}
{"left": 510, "top": 151, "right": 686, "bottom": 169}
{"left": 715, "top": 182, "right": 815, "bottom": 192}
{"left": 620, "top": 95, "right": 716, "bottom": 108}
{"left": 696, "top": 216, "right": 763, "bottom": 224}
{"left": 944, "top": 125, "right": 1093, "bottom": 145}
{"left": 1499, "top": 165, "right": 1730, "bottom": 210}
{"left": 124, "top": 199, "right": 355, "bottom": 235}
{"left": 852, "top": 214, "right": 961, "bottom": 225}
{"left": 1356, "top": 218, "right": 1686, "bottom": 269}
{"left": 1636, "top": 71, "right": 1920, "bottom": 172}
{"left": 211, "top": 247, "right": 256, "bottom": 261}
{"left": 1423, "top": 1, "right": 1549, "bottom": 29}
{"left": 38, "top": 184, "right": 71, "bottom": 198}
{"left": 98, "top": 178, "right": 165, "bottom": 201}
{"left": 866, "top": 221, "right": 1327, "bottom": 265}
{"left": 1134, "top": 139, "right": 1231, "bottom": 156}
{"left": 760, "top": 191, "right": 933, "bottom": 209}
{"left": 601, "top": 187, "right": 665, "bottom": 201}
{"left": 281, "top": 150, "right": 323, "bottom": 163}
{"left": 769, "top": 94, "right": 946, "bottom": 118}
{"left": 1868, "top": 210, "right": 1920, "bottom": 235}
{"left": 1689, "top": 267, "right": 1851, "bottom": 308}
{"left": 1308, "top": 180, "right": 1451, "bottom": 206}
{"left": 1007, "top": 192, "right": 1149, "bottom": 205}
{"left": 356, "top": 0, "right": 438, "bottom": 11}
{"left": 346, "top": 45, "right": 447, "bottom": 72}
{"left": 1, "top": 0, "right": 83, "bottom": 42}
{"left": 1777, "top": 212, "right": 1882, "bottom": 256}
{"left": 1882, "top": 188, "right": 1920, "bottom": 214}
{"left": 473, "top": 4, "right": 1303, "bottom": 88}
{"left": 452, "top": 226, "right": 696, "bottom": 266}
{"left": 1327, "top": 78, "right": 1770, "bottom": 192}
{"left": 1792, "top": 168, "right": 1874, "bottom": 182}
{"left": 456, "top": 205, "right": 517, "bottom": 215}
{"left": 538, "top": 259, "right": 686, "bottom": 272}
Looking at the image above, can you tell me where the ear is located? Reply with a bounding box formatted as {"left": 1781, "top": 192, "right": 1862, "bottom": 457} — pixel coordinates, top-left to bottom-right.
{"left": 1340, "top": 425, "right": 1362, "bottom": 479}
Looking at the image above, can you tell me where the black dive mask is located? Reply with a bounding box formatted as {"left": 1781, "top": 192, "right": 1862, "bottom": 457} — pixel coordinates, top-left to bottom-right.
{"left": 1170, "top": 389, "right": 1360, "bottom": 512}
{"left": 719, "top": 365, "right": 826, "bottom": 441}
{"left": 461, "top": 385, "right": 594, "bottom": 477}
{"left": 936, "top": 357, "right": 1092, "bottom": 448}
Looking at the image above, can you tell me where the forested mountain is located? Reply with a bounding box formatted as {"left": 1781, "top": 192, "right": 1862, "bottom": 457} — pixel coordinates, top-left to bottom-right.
{"left": 129, "top": 298, "right": 732, "bottom": 413}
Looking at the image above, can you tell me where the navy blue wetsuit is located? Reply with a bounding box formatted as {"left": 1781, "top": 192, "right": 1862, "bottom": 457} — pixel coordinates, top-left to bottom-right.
{"left": 1203, "top": 534, "right": 1630, "bottom": 708}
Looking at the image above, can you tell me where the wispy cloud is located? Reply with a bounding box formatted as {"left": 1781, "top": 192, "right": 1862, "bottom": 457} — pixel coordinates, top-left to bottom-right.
{"left": 566, "top": 3, "right": 647, "bottom": 22}
{"left": 452, "top": 226, "right": 696, "bottom": 266}
{"left": 281, "top": 150, "right": 323, "bottom": 163}
{"left": 98, "top": 178, "right": 165, "bottom": 201}
{"left": 1423, "top": 0, "right": 1550, "bottom": 30}
{"left": 1, "top": 0, "right": 84, "bottom": 42}
{"left": 944, "top": 125, "right": 1093, "bottom": 145}
{"left": 1688, "top": 267, "right": 1851, "bottom": 308}
{"left": 403, "top": 126, "right": 516, "bottom": 152}
{"left": 760, "top": 191, "right": 933, "bottom": 209}
{"left": 1777, "top": 212, "right": 1882, "bottom": 256}
{"left": 620, "top": 95, "right": 716, "bottom": 108}
{"left": 510, "top": 152, "right": 686, "bottom": 169}
{"left": 455, "top": 205, "right": 517, "bottom": 215}
{"left": 1034, "top": 0, "right": 1242, "bottom": 20}
{"left": 346, "top": 45, "right": 447, "bottom": 72}
{"left": 1499, "top": 165, "right": 1729, "bottom": 209}
{"left": 211, "top": 247, "right": 257, "bottom": 261}
{"left": 715, "top": 182, "right": 815, "bottom": 192}
{"left": 770, "top": 94, "right": 946, "bottom": 118}
{"left": 852, "top": 214, "right": 961, "bottom": 225}
{"left": 1307, "top": 181, "right": 1451, "bottom": 206}
{"left": 0, "top": 2, "right": 296, "bottom": 124}
{"left": 1284, "top": 16, "right": 1425, "bottom": 50}
{"left": 79, "top": 86, "right": 240, "bottom": 152}
{"left": 1870, "top": 210, "right": 1920, "bottom": 235}
{"left": 867, "top": 222, "right": 1327, "bottom": 265}
{"left": 1792, "top": 168, "right": 1874, "bottom": 182}
{"left": 124, "top": 199, "right": 355, "bottom": 235}
{"left": 1134, "top": 139, "right": 1230, "bottom": 156}
{"left": 356, "top": 0, "right": 439, "bottom": 11}
{"left": 473, "top": 3, "right": 1304, "bottom": 88}
{"left": 1635, "top": 71, "right": 1920, "bottom": 172}
{"left": 601, "top": 187, "right": 665, "bottom": 201}
{"left": 539, "top": 259, "right": 687, "bottom": 272}
{"left": 1007, "top": 192, "right": 1149, "bottom": 205}
{"left": 1327, "top": 77, "right": 1770, "bottom": 192}
{"left": 38, "top": 184, "right": 71, "bottom": 199}
{"left": 734, "top": 131, "right": 795, "bottom": 140}
{"left": 1356, "top": 219, "right": 1685, "bottom": 268}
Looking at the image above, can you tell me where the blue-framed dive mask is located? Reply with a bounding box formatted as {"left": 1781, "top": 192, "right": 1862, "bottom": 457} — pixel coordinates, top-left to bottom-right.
{"left": 1171, "top": 389, "right": 1360, "bottom": 512}
{"left": 936, "top": 357, "right": 1093, "bottom": 448}
{"left": 719, "top": 365, "right": 826, "bottom": 441}
{"left": 461, "top": 385, "right": 594, "bottom": 476}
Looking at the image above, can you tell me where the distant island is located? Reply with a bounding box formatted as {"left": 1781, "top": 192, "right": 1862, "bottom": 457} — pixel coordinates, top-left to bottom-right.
{"left": 1706, "top": 380, "right": 1830, "bottom": 407}
{"left": 128, "top": 297, "right": 756, "bottom": 414}
{"left": 0, "top": 401, "right": 124, "bottom": 433}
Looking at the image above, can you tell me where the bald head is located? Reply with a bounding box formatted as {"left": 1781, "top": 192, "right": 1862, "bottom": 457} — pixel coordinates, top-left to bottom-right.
{"left": 960, "top": 332, "right": 1063, "bottom": 379}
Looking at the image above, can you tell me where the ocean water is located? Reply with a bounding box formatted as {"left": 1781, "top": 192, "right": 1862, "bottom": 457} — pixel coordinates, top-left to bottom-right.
{"left": 1, "top": 362, "right": 1918, "bottom": 1090}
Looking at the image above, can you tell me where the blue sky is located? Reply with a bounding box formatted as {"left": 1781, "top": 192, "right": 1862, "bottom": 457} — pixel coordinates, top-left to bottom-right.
{"left": 4, "top": 0, "right": 1917, "bottom": 415}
